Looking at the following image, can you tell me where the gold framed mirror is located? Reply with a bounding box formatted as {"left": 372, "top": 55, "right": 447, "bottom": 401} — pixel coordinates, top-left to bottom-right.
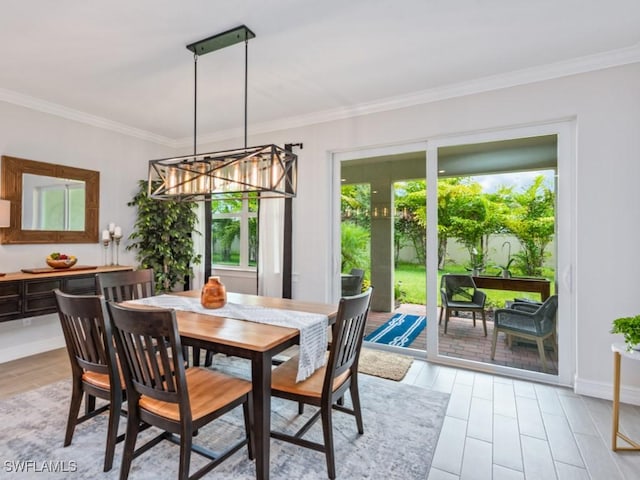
{"left": 1, "top": 156, "right": 99, "bottom": 244}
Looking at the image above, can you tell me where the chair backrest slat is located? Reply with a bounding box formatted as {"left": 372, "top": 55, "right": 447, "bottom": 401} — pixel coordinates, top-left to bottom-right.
{"left": 108, "top": 302, "right": 187, "bottom": 407}
{"left": 97, "top": 269, "right": 155, "bottom": 302}
{"left": 324, "top": 288, "right": 372, "bottom": 397}
{"left": 536, "top": 295, "right": 558, "bottom": 334}
{"left": 54, "top": 290, "right": 115, "bottom": 378}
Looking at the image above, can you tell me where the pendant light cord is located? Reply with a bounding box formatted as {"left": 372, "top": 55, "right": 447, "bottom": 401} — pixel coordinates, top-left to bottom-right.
{"left": 244, "top": 38, "right": 248, "bottom": 150}
{"left": 194, "top": 53, "right": 198, "bottom": 156}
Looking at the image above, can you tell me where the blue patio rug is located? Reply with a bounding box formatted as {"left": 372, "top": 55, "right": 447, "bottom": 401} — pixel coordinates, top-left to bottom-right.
{"left": 365, "top": 313, "right": 426, "bottom": 347}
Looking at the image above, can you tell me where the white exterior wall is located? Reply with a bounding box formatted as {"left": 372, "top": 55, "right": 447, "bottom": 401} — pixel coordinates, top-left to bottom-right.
{"left": 398, "top": 234, "right": 556, "bottom": 271}
{"left": 1, "top": 62, "right": 639, "bottom": 402}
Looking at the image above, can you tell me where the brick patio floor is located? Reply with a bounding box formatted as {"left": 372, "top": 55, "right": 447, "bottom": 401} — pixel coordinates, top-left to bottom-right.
{"left": 365, "top": 304, "right": 558, "bottom": 375}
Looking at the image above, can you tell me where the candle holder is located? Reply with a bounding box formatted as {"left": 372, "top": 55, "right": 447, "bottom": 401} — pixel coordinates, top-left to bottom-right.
{"left": 102, "top": 238, "right": 110, "bottom": 266}
{"left": 113, "top": 234, "right": 122, "bottom": 266}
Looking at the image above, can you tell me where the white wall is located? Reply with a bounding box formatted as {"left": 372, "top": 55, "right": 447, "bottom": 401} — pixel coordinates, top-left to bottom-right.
{"left": 3, "top": 62, "right": 640, "bottom": 403}
{"left": 0, "top": 100, "right": 170, "bottom": 362}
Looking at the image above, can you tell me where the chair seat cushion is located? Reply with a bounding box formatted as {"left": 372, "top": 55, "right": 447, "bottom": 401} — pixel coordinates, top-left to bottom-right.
{"left": 496, "top": 317, "right": 538, "bottom": 335}
{"left": 271, "top": 354, "right": 350, "bottom": 398}
{"left": 445, "top": 301, "right": 483, "bottom": 310}
{"left": 82, "top": 358, "right": 126, "bottom": 390}
{"left": 139, "top": 367, "right": 251, "bottom": 422}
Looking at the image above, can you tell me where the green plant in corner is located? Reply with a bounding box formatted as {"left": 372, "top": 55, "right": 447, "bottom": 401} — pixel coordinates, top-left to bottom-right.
{"left": 127, "top": 180, "right": 201, "bottom": 292}
{"left": 611, "top": 315, "right": 640, "bottom": 351}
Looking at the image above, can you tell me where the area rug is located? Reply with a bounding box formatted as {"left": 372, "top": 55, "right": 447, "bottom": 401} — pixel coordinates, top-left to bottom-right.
{"left": 358, "top": 348, "right": 414, "bottom": 381}
{"left": 0, "top": 361, "right": 448, "bottom": 479}
{"left": 365, "top": 313, "right": 426, "bottom": 347}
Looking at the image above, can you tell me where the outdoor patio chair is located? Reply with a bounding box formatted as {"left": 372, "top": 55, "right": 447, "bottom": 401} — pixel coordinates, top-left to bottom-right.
{"left": 341, "top": 268, "right": 364, "bottom": 296}
{"left": 270, "top": 288, "right": 373, "bottom": 480}
{"left": 53, "top": 290, "right": 124, "bottom": 472}
{"left": 491, "top": 295, "right": 559, "bottom": 373}
{"left": 439, "top": 274, "right": 487, "bottom": 336}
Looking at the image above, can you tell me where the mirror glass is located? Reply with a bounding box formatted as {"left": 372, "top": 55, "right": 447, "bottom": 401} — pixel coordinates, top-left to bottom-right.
{"left": 21, "top": 174, "right": 86, "bottom": 231}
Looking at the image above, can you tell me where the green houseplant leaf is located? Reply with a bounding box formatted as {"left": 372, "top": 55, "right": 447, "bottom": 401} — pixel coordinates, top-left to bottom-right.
{"left": 127, "top": 180, "right": 201, "bottom": 292}
{"left": 611, "top": 315, "right": 640, "bottom": 351}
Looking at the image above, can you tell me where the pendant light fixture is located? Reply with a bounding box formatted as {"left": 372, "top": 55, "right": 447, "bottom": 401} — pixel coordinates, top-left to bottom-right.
{"left": 148, "top": 25, "right": 297, "bottom": 201}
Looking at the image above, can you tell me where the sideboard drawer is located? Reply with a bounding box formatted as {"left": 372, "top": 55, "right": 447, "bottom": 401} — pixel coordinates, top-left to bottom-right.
{"left": 64, "top": 274, "right": 97, "bottom": 295}
{"left": 25, "top": 279, "right": 63, "bottom": 295}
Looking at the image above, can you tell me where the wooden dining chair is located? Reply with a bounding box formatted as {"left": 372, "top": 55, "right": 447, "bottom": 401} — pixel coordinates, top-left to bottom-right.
{"left": 96, "top": 268, "right": 155, "bottom": 303}
{"left": 270, "top": 287, "right": 373, "bottom": 480}
{"left": 53, "top": 289, "right": 124, "bottom": 472}
{"left": 97, "top": 268, "right": 213, "bottom": 367}
{"left": 107, "top": 302, "right": 253, "bottom": 480}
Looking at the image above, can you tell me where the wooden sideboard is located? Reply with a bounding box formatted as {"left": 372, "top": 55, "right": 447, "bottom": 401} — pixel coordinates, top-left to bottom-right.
{"left": 0, "top": 265, "right": 133, "bottom": 323}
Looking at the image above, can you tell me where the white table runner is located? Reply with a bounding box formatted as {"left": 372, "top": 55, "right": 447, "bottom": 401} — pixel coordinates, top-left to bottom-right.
{"left": 129, "top": 294, "right": 328, "bottom": 382}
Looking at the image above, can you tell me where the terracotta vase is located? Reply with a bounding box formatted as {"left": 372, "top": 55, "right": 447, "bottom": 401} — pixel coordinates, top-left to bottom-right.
{"left": 201, "top": 276, "right": 227, "bottom": 309}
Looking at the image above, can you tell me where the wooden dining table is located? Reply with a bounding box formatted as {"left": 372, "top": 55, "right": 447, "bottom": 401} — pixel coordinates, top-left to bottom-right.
{"left": 167, "top": 290, "right": 338, "bottom": 480}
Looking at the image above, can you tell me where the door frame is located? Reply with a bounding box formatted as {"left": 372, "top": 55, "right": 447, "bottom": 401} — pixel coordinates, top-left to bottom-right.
{"left": 331, "top": 119, "right": 576, "bottom": 385}
{"left": 427, "top": 119, "right": 576, "bottom": 386}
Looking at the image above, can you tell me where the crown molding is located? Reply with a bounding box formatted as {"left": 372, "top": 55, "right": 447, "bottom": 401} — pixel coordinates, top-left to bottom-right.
{"left": 236, "top": 42, "right": 640, "bottom": 139}
{"left": 0, "top": 87, "right": 176, "bottom": 147}
{"left": 3, "top": 43, "right": 640, "bottom": 150}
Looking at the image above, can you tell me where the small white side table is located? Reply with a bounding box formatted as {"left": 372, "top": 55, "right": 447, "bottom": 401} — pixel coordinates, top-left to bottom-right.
{"left": 611, "top": 342, "right": 640, "bottom": 451}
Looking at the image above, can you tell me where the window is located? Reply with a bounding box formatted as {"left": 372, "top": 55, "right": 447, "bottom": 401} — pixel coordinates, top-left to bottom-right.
{"left": 211, "top": 194, "right": 258, "bottom": 268}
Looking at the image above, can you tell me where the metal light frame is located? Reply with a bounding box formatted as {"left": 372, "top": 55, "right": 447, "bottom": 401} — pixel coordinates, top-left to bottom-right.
{"left": 148, "top": 25, "right": 298, "bottom": 201}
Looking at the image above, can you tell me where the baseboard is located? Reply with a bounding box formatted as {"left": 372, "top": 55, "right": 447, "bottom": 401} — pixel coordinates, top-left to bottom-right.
{"left": 0, "top": 336, "right": 65, "bottom": 364}
{"left": 574, "top": 376, "right": 640, "bottom": 406}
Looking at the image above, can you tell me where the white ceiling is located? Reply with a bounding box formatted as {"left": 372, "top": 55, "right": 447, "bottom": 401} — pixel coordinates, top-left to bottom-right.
{"left": 1, "top": 0, "right": 639, "bottom": 146}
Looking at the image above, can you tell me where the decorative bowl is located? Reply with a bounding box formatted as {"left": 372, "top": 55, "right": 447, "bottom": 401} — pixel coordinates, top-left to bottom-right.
{"left": 46, "top": 256, "right": 77, "bottom": 269}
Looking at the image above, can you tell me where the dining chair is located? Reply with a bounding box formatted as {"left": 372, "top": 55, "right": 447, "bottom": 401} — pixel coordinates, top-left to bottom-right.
{"left": 438, "top": 274, "right": 487, "bottom": 335}
{"left": 491, "top": 295, "right": 559, "bottom": 372}
{"left": 95, "top": 268, "right": 155, "bottom": 303}
{"left": 107, "top": 302, "right": 253, "bottom": 480}
{"left": 96, "top": 268, "right": 208, "bottom": 365}
{"left": 53, "top": 289, "right": 124, "bottom": 472}
{"left": 270, "top": 287, "right": 373, "bottom": 479}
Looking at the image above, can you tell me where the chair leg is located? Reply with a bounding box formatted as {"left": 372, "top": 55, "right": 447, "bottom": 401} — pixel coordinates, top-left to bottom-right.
{"left": 204, "top": 350, "right": 215, "bottom": 367}
{"left": 178, "top": 423, "right": 193, "bottom": 480}
{"left": 481, "top": 310, "right": 487, "bottom": 337}
{"left": 536, "top": 338, "right": 548, "bottom": 373}
{"left": 103, "top": 394, "right": 121, "bottom": 472}
{"left": 350, "top": 378, "right": 364, "bottom": 434}
{"left": 491, "top": 327, "right": 499, "bottom": 360}
{"left": 438, "top": 306, "right": 443, "bottom": 325}
{"left": 85, "top": 392, "right": 96, "bottom": 415}
{"left": 243, "top": 397, "right": 254, "bottom": 460}
{"left": 64, "top": 379, "right": 84, "bottom": 446}
{"left": 472, "top": 312, "right": 477, "bottom": 327}
{"left": 321, "top": 404, "right": 336, "bottom": 480}
{"left": 120, "top": 406, "right": 140, "bottom": 480}
{"left": 192, "top": 347, "right": 201, "bottom": 367}
{"left": 298, "top": 401, "right": 305, "bottom": 414}
{"left": 444, "top": 309, "right": 450, "bottom": 335}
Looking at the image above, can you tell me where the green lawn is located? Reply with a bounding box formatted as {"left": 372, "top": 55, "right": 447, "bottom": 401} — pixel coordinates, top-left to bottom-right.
{"left": 395, "top": 262, "right": 553, "bottom": 308}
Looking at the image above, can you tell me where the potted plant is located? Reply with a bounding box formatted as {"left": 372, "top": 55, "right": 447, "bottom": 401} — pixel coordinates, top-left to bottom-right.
{"left": 611, "top": 315, "right": 640, "bottom": 351}
{"left": 127, "top": 180, "right": 201, "bottom": 292}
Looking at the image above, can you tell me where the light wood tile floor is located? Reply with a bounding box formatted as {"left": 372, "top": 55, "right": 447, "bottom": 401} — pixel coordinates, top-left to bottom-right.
{"left": 3, "top": 349, "right": 640, "bottom": 479}
{"left": 401, "top": 361, "right": 640, "bottom": 480}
